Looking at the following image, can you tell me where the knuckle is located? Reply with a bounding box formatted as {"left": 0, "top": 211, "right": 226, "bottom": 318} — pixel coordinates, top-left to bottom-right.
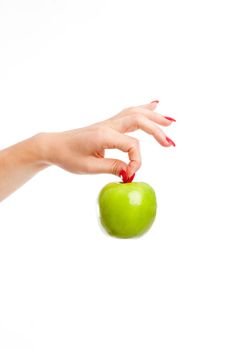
{"left": 128, "top": 136, "right": 136, "bottom": 146}
{"left": 111, "top": 159, "right": 120, "bottom": 175}
{"left": 133, "top": 113, "right": 147, "bottom": 128}
{"left": 132, "top": 137, "right": 140, "bottom": 148}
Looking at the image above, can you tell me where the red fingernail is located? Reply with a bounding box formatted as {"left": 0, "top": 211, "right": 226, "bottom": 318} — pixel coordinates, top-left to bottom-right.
{"left": 150, "top": 100, "right": 159, "bottom": 104}
{"left": 119, "top": 169, "right": 128, "bottom": 183}
{"left": 164, "top": 116, "right": 176, "bottom": 122}
{"left": 166, "top": 137, "right": 176, "bottom": 147}
{"left": 127, "top": 173, "right": 135, "bottom": 183}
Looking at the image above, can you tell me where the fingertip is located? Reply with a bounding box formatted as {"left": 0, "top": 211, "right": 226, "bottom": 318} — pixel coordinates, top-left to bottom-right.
{"left": 138, "top": 100, "right": 159, "bottom": 111}
{"left": 165, "top": 136, "right": 176, "bottom": 147}
{"left": 119, "top": 169, "right": 128, "bottom": 183}
{"left": 164, "top": 116, "right": 176, "bottom": 122}
{"left": 128, "top": 173, "right": 135, "bottom": 183}
{"left": 149, "top": 100, "right": 159, "bottom": 110}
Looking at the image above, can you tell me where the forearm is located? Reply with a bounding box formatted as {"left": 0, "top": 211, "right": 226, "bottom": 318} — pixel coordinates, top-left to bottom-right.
{"left": 0, "top": 134, "right": 49, "bottom": 202}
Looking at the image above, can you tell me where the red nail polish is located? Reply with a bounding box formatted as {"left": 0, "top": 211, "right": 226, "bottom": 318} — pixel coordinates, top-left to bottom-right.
{"left": 150, "top": 100, "right": 159, "bottom": 104}
{"left": 164, "top": 116, "right": 176, "bottom": 122}
{"left": 166, "top": 137, "right": 176, "bottom": 147}
{"left": 119, "top": 169, "right": 128, "bottom": 183}
{"left": 127, "top": 173, "right": 135, "bottom": 183}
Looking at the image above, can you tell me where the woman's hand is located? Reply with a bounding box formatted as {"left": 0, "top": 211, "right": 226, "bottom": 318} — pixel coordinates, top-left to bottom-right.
{"left": 40, "top": 100, "right": 176, "bottom": 181}
{"left": 0, "top": 100, "right": 176, "bottom": 201}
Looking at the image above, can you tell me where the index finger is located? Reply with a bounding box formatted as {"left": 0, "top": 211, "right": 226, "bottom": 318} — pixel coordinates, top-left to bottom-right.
{"left": 102, "top": 129, "right": 141, "bottom": 177}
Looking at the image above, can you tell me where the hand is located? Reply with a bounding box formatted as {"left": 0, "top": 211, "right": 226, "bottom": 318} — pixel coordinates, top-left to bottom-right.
{"left": 41, "top": 101, "right": 176, "bottom": 180}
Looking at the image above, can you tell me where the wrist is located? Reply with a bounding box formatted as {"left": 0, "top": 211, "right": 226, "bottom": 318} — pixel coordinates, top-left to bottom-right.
{"left": 29, "top": 133, "right": 52, "bottom": 169}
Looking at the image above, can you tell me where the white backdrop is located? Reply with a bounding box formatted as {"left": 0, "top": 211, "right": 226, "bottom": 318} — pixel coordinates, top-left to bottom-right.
{"left": 0, "top": 1, "right": 233, "bottom": 349}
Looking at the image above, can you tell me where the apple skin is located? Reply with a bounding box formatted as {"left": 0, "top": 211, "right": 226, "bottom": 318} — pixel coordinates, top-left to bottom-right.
{"left": 98, "top": 182, "right": 157, "bottom": 239}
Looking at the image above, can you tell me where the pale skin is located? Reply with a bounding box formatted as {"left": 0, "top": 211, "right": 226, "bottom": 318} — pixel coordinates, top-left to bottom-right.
{"left": 0, "top": 101, "right": 176, "bottom": 202}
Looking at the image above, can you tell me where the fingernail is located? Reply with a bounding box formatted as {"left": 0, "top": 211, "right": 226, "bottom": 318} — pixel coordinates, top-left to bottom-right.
{"left": 166, "top": 136, "right": 176, "bottom": 147}
{"left": 150, "top": 100, "right": 159, "bottom": 104}
{"left": 127, "top": 173, "right": 135, "bottom": 183}
{"left": 164, "top": 116, "right": 176, "bottom": 122}
{"left": 119, "top": 169, "right": 128, "bottom": 183}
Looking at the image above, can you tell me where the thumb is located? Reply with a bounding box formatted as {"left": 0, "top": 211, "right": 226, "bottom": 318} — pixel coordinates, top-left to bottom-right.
{"left": 92, "top": 158, "right": 128, "bottom": 177}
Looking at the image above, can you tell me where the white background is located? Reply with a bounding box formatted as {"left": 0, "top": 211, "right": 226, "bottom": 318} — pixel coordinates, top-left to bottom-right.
{"left": 0, "top": 0, "right": 233, "bottom": 349}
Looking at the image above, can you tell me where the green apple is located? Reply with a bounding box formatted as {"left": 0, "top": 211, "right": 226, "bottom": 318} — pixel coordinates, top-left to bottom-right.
{"left": 98, "top": 182, "right": 157, "bottom": 239}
